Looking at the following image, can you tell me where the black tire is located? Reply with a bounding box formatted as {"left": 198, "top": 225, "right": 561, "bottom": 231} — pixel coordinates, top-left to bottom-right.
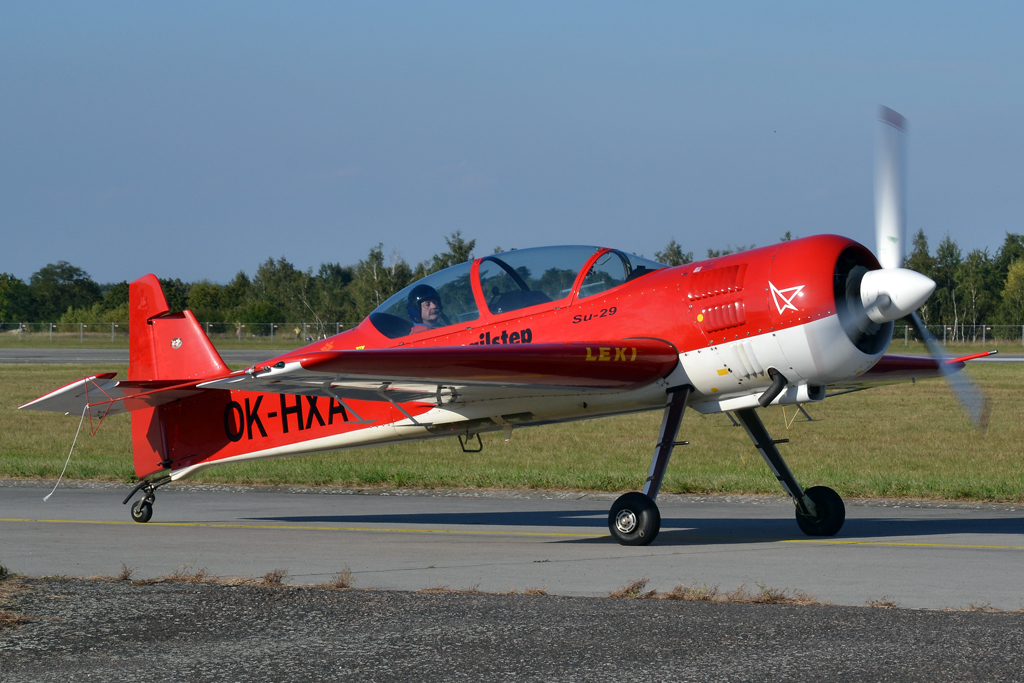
{"left": 795, "top": 486, "right": 845, "bottom": 537}
{"left": 608, "top": 492, "right": 661, "bottom": 546}
{"left": 131, "top": 500, "right": 153, "bottom": 524}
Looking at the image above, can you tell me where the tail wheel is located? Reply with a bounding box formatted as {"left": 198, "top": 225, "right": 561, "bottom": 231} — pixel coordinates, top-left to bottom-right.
{"left": 795, "top": 486, "right": 845, "bottom": 537}
{"left": 608, "top": 492, "right": 661, "bottom": 546}
{"left": 131, "top": 499, "right": 153, "bottom": 524}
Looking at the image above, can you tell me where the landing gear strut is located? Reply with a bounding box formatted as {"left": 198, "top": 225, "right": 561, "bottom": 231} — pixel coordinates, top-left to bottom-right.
{"left": 733, "top": 407, "right": 845, "bottom": 536}
{"left": 608, "top": 385, "right": 692, "bottom": 546}
{"left": 122, "top": 475, "right": 171, "bottom": 524}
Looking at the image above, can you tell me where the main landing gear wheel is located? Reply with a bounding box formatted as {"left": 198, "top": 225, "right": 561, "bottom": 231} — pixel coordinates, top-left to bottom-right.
{"left": 795, "top": 486, "right": 845, "bottom": 537}
{"left": 608, "top": 492, "right": 661, "bottom": 546}
{"left": 131, "top": 499, "right": 153, "bottom": 524}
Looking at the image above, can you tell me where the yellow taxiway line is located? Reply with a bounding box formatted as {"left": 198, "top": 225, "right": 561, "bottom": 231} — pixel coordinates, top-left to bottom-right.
{"left": 3, "top": 518, "right": 1024, "bottom": 551}
{"left": 0, "top": 518, "right": 600, "bottom": 538}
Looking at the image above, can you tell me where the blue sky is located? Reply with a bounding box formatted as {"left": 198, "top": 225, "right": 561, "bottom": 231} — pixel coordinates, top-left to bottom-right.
{"left": 2, "top": 2, "right": 1022, "bottom": 283}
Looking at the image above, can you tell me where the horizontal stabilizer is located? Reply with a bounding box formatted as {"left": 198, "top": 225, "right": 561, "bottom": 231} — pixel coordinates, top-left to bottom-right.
{"left": 19, "top": 373, "right": 210, "bottom": 420}
{"left": 19, "top": 373, "right": 122, "bottom": 415}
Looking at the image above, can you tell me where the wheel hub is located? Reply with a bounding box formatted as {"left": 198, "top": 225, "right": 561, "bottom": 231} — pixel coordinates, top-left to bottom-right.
{"left": 615, "top": 509, "right": 638, "bottom": 534}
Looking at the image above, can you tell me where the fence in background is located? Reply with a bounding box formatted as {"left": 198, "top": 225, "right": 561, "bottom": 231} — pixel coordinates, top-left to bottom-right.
{"left": 893, "top": 324, "right": 1024, "bottom": 346}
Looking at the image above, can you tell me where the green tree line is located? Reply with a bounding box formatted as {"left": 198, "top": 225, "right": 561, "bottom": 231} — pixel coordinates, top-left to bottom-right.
{"left": 4, "top": 231, "right": 1024, "bottom": 336}
{"left": 903, "top": 231, "right": 1024, "bottom": 338}
{"left": 0, "top": 233, "right": 477, "bottom": 327}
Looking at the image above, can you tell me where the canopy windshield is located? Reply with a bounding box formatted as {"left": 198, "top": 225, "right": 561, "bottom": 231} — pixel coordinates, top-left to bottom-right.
{"left": 368, "top": 261, "right": 479, "bottom": 339}
{"left": 479, "top": 246, "right": 600, "bottom": 315}
{"left": 577, "top": 250, "right": 666, "bottom": 299}
{"left": 366, "top": 245, "right": 667, "bottom": 339}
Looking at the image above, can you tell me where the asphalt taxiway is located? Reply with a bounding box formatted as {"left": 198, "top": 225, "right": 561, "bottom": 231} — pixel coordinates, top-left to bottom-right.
{"left": 1, "top": 481, "right": 1021, "bottom": 610}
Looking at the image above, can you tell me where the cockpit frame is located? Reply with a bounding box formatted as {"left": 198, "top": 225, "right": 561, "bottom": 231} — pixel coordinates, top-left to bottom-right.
{"left": 366, "top": 245, "right": 663, "bottom": 341}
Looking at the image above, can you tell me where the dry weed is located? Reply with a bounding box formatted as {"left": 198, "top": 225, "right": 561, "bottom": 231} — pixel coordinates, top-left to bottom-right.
{"left": 116, "top": 563, "right": 135, "bottom": 582}
{"left": 220, "top": 576, "right": 259, "bottom": 586}
{"left": 499, "top": 586, "right": 547, "bottom": 596}
{"left": 0, "top": 609, "right": 32, "bottom": 627}
{"left": 965, "top": 602, "right": 998, "bottom": 612}
{"left": 608, "top": 578, "right": 658, "bottom": 599}
{"left": 130, "top": 569, "right": 265, "bottom": 587}
{"left": 607, "top": 579, "right": 821, "bottom": 605}
{"left": 418, "top": 584, "right": 483, "bottom": 594}
{"left": 128, "top": 578, "right": 160, "bottom": 586}
{"left": 0, "top": 569, "right": 31, "bottom": 629}
{"left": 867, "top": 596, "right": 899, "bottom": 609}
{"left": 721, "top": 582, "right": 821, "bottom": 605}
{"left": 262, "top": 569, "right": 288, "bottom": 586}
{"left": 320, "top": 566, "right": 355, "bottom": 590}
{"left": 661, "top": 582, "right": 720, "bottom": 602}
{"left": 164, "top": 564, "right": 212, "bottom": 584}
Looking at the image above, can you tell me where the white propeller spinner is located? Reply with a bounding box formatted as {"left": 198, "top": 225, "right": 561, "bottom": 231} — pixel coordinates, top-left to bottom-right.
{"left": 860, "top": 267, "right": 935, "bottom": 323}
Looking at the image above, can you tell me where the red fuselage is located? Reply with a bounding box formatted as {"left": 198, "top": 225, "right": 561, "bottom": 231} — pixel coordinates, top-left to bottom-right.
{"left": 133, "top": 234, "right": 888, "bottom": 478}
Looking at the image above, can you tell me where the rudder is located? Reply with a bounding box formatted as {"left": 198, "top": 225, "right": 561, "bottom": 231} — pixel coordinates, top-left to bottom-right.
{"left": 128, "top": 274, "right": 229, "bottom": 477}
{"left": 129, "top": 274, "right": 229, "bottom": 381}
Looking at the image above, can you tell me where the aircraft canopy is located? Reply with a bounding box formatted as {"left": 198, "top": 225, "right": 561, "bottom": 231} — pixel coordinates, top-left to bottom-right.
{"left": 368, "top": 245, "right": 665, "bottom": 339}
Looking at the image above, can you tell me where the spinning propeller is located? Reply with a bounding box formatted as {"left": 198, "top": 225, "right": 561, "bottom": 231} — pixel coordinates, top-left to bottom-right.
{"left": 871, "top": 105, "right": 990, "bottom": 428}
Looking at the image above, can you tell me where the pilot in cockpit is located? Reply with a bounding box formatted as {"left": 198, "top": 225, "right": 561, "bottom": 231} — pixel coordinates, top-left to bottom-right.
{"left": 407, "top": 284, "right": 447, "bottom": 333}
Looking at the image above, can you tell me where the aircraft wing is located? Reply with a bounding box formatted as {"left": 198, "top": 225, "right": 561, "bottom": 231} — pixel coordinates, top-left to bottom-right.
{"left": 828, "top": 351, "right": 994, "bottom": 393}
{"left": 197, "top": 340, "right": 680, "bottom": 400}
{"left": 20, "top": 340, "right": 680, "bottom": 417}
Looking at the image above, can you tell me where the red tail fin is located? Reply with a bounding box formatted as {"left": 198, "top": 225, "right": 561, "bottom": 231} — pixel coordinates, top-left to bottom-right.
{"left": 129, "top": 274, "right": 228, "bottom": 381}
{"left": 129, "top": 275, "right": 229, "bottom": 476}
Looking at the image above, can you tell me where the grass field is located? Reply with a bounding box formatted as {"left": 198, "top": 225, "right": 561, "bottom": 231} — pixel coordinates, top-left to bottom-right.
{"left": 2, "top": 363, "right": 1023, "bottom": 501}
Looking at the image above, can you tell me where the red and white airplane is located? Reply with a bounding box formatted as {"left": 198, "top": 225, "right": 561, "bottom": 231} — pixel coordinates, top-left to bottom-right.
{"left": 21, "top": 108, "right": 992, "bottom": 545}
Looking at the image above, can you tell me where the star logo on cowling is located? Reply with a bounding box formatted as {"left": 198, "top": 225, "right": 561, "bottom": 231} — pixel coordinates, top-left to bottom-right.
{"left": 769, "top": 282, "right": 805, "bottom": 314}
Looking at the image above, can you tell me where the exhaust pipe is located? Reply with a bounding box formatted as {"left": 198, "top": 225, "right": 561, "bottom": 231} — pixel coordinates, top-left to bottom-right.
{"left": 757, "top": 368, "right": 788, "bottom": 408}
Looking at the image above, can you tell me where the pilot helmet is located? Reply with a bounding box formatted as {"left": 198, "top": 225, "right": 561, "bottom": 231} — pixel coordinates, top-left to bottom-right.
{"left": 406, "top": 284, "right": 441, "bottom": 322}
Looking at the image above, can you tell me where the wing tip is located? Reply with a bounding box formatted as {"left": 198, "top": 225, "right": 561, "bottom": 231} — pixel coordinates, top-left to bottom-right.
{"left": 946, "top": 350, "right": 997, "bottom": 364}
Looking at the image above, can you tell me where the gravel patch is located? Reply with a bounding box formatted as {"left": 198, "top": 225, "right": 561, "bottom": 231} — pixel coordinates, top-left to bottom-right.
{"left": 2, "top": 578, "right": 1023, "bottom": 682}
